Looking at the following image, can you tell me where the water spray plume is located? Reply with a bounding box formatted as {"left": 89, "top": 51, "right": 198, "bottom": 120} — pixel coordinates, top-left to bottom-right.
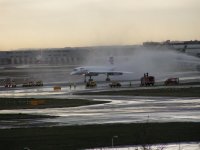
{"left": 83, "top": 46, "right": 200, "bottom": 80}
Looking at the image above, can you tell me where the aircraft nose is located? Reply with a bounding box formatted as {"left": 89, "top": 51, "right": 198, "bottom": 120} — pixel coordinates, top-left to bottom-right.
{"left": 70, "top": 71, "right": 75, "bottom": 75}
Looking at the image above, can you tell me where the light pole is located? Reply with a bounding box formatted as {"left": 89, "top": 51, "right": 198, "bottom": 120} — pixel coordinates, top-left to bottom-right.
{"left": 111, "top": 135, "right": 118, "bottom": 148}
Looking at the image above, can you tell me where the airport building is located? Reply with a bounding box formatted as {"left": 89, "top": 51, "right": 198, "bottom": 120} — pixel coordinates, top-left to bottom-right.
{"left": 0, "top": 48, "right": 88, "bottom": 66}
{"left": 143, "top": 40, "right": 200, "bottom": 56}
{"left": 0, "top": 46, "right": 137, "bottom": 66}
{"left": 0, "top": 40, "right": 200, "bottom": 66}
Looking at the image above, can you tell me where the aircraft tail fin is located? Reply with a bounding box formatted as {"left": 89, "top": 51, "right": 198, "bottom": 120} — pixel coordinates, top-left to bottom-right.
{"left": 109, "top": 56, "right": 114, "bottom": 65}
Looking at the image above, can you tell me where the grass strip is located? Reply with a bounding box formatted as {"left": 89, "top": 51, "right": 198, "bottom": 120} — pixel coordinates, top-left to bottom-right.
{"left": 79, "top": 86, "right": 200, "bottom": 97}
{"left": 0, "top": 122, "right": 199, "bottom": 150}
{"left": 0, "top": 114, "right": 56, "bottom": 120}
{"left": 0, "top": 98, "right": 109, "bottom": 110}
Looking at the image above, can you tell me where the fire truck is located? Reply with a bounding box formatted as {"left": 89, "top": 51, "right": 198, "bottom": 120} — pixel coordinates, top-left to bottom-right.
{"left": 140, "top": 73, "right": 155, "bottom": 86}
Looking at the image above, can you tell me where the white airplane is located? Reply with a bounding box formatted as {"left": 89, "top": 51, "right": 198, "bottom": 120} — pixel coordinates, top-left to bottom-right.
{"left": 70, "top": 65, "right": 129, "bottom": 82}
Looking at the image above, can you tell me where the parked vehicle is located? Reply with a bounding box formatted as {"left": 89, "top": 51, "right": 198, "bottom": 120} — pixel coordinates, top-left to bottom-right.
{"left": 109, "top": 81, "right": 121, "bottom": 88}
{"left": 164, "top": 78, "right": 179, "bottom": 86}
{"left": 86, "top": 81, "right": 97, "bottom": 88}
{"left": 4, "top": 78, "right": 16, "bottom": 88}
{"left": 22, "top": 79, "right": 43, "bottom": 87}
{"left": 35, "top": 81, "right": 43, "bottom": 86}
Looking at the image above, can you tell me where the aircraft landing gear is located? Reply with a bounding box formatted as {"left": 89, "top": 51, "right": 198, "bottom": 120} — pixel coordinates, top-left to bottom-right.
{"left": 88, "top": 76, "right": 93, "bottom": 82}
{"left": 106, "top": 74, "right": 111, "bottom": 82}
{"left": 84, "top": 75, "right": 93, "bottom": 83}
{"left": 88, "top": 78, "right": 93, "bottom": 82}
{"left": 84, "top": 75, "right": 93, "bottom": 82}
{"left": 106, "top": 78, "right": 111, "bottom": 82}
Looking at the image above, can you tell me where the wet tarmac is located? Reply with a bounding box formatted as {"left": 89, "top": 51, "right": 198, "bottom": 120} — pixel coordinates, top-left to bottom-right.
{"left": 0, "top": 84, "right": 200, "bottom": 129}
{"left": 87, "top": 142, "right": 200, "bottom": 150}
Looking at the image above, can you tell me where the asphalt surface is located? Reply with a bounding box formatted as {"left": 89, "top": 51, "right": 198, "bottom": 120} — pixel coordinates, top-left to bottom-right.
{"left": 87, "top": 142, "right": 200, "bottom": 150}
{"left": 0, "top": 84, "right": 200, "bottom": 129}
{"left": 0, "top": 67, "right": 200, "bottom": 129}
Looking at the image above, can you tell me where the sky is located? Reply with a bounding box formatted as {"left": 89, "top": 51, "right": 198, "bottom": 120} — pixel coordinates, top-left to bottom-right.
{"left": 0, "top": 0, "right": 200, "bottom": 50}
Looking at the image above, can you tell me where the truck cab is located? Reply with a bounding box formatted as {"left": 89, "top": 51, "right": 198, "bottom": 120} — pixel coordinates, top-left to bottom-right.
{"left": 86, "top": 81, "right": 97, "bottom": 88}
{"left": 141, "top": 73, "right": 155, "bottom": 86}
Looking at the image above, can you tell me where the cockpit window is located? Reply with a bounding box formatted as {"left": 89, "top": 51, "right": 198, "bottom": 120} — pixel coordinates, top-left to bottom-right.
{"left": 73, "top": 69, "right": 78, "bottom": 71}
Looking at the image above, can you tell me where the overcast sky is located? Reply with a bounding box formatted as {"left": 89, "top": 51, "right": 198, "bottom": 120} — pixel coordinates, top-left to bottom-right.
{"left": 0, "top": 0, "right": 200, "bottom": 50}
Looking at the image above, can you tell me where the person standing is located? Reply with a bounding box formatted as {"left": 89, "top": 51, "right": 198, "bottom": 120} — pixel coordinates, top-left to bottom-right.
{"left": 69, "top": 83, "right": 72, "bottom": 90}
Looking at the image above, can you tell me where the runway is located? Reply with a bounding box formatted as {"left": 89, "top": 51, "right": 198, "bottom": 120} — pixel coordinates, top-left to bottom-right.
{"left": 0, "top": 84, "right": 200, "bottom": 128}
{"left": 0, "top": 67, "right": 200, "bottom": 129}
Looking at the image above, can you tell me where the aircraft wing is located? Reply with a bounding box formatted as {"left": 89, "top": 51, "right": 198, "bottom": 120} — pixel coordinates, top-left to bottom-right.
{"left": 70, "top": 66, "right": 132, "bottom": 76}
{"left": 86, "top": 71, "right": 131, "bottom": 76}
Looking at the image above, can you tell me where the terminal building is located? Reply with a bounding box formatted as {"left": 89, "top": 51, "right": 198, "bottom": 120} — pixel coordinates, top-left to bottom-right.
{"left": 0, "top": 48, "right": 88, "bottom": 66}
{"left": 0, "top": 40, "right": 200, "bottom": 66}
{"left": 0, "top": 46, "right": 137, "bottom": 66}
{"left": 143, "top": 40, "right": 200, "bottom": 56}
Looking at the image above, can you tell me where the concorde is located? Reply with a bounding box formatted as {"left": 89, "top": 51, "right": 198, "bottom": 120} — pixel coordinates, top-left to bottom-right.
{"left": 70, "top": 66, "right": 125, "bottom": 82}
